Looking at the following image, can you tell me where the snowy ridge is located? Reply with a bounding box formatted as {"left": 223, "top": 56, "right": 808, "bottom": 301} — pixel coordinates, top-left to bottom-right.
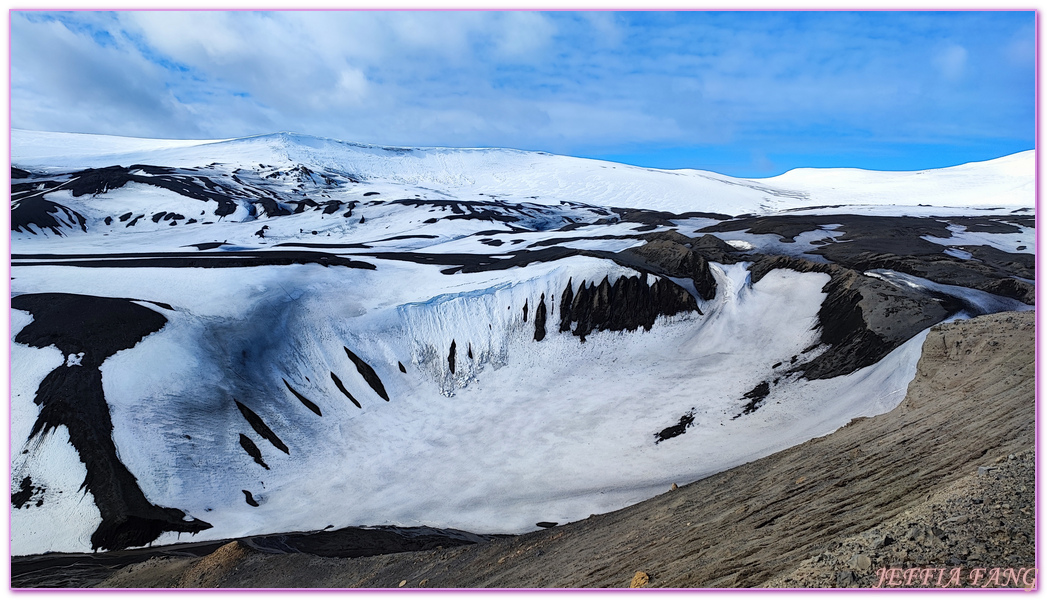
{"left": 13, "top": 129, "right": 1034, "bottom": 215}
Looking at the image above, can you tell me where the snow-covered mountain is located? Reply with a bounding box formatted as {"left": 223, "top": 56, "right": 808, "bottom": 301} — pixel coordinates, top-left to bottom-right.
{"left": 9, "top": 130, "right": 1035, "bottom": 556}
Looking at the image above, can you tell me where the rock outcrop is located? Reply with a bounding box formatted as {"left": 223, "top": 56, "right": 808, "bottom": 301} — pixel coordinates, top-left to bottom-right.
{"left": 557, "top": 274, "right": 698, "bottom": 342}
{"left": 613, "top": 232, "right": 741, "bottom": 301}
{"left": 748, "top": 256, "right": 958, "bottom": 380}
{"left": 11, "top": 293, "right": 212, "bottom": 551}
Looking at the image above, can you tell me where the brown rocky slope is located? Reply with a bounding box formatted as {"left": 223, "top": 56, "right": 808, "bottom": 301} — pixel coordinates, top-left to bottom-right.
{"left": 98, "top": 310, "right": 1035, "bottom": 589}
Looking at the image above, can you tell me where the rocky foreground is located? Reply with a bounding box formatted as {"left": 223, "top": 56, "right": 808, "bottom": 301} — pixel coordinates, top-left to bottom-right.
{"left": 14, "top": 311, "right": 1035, "bottom": 589}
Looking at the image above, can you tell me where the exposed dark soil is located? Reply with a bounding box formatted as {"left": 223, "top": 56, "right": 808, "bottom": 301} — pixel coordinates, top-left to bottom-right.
{"left": 234, "top": 400, "right": 289, "bottom": 454}
{"left": 11, "top": 293, "right": 212, "bottom": 551}
{"left": 342, "top": 347, "right": 390, "bottom": 402}
{"left": 700, "top": 214, "right": 1034, "bottom": 304}
{"left": 11, "top": 197, "right": 88, "bottom": 236}
{"left": 558, "top": 274, "right": 698, "bottom": 342}
{"left": 748, "top": 255, "right": 959, "bottom": 379}
{"left": 12, "top": 526, "right": 503, "bottom": 588}
{"left": 11, "top": 250, "right": 376, "bottom": 270}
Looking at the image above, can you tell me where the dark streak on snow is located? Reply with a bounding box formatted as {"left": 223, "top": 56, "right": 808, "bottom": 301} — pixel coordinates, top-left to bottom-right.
{"left": 11, "top": 292, "right": 211, "bottom": 551}
{"left": 12, "top": 250, "right": 377, "bottom": 270}
{"left": 654, "top": 410, "right": 696, "bottom": 444}
{"left": 330, "top": 373, "right": 362, "bottom": 408}
{"left": 343, "top": 347, "right": 390, "bottom": 402}
{"left": 283, "top": 378, "right": 322, "bottom": 416}
{"left": 735, "top": 382, "right": 772, "bottom": 418}
{"left": 238, "top": 434, "right": 270, "bottom": 470}
{"left": 234, "top": 400, "right": 289, "bottom": 454}
{"left": 533, "top": 294, "right": 548, "bottom": 341}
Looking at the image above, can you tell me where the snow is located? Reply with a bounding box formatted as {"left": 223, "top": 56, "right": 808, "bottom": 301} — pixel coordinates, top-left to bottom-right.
{"left": 761, "top": 150, "right": 1035, "bottom": 213}
{"left": 697, "top": 226, "right": 844, "bottom": 261}
{"left": 9, "top": 129, "right": 1036, "bottom": 555}
{"left": 923, "top": 223, "right": 1035, "bottom": 255}
{"left": 13, "top": 130, "right": 1034, "bottom": 216}
{"left": 11, "top": 129, "right": 231, "bottom": 171}
{"left": 864, "top": 270, "right": 1033, "bottom": 315}
{"left": 7, "top": 253, "right": 952, "bottom": 552}
{"left": 11, "top": 310, "right": 103, "bottom": 555}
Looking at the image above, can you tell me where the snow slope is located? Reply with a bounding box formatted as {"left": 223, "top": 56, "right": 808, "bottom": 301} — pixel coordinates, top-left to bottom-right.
{"left": 10, "top": 258, "right": 930, "bottom": 554}
{"left": 9, "top": 130, "right": 1035, "bottom": 556}
{"left": 12, "top": 130, "right": 1035, "bottom": 215}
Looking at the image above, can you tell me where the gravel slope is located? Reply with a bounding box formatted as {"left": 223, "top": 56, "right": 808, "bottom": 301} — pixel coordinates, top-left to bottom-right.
{"left": 94, "top": 310, "right": 1035, "bottom": 589}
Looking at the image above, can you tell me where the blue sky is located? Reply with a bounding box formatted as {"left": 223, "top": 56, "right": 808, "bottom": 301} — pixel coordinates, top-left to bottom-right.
{"left": 10, "top": 10, "right": 1035, "bottom": 176}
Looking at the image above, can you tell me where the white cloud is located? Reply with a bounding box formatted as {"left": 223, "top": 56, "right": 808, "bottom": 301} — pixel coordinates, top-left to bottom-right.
{"left": 581, "top": 12, "right": 622, "bottom": 47}
{"left": 492, "top": 12, "right": 557, "bottom": 59}
{"left": 934, "top": 44, "right": 968, "bottom": 82}
{"left": 9, "top": 11, "right": 1035, "bottom": 168}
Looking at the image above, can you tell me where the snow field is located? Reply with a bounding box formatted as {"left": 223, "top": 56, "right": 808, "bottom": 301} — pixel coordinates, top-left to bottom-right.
{"left": 11, "top": 254, "right": 940, "bottom": 552}
{"left": 9, "top": 129, "right": 1035, "bottom": 555}
{"left": 14, "top": 130, "right": 1034, "bottom": 216}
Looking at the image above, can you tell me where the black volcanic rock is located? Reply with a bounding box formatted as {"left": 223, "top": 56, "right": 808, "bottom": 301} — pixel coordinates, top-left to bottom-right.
{"left": 700, "top": 214, "right": 956, "bottom": 244}
{"left": 701, "top": 213, "right": 1035, "bottom": 306}
{"left": 737, "top": 381, "right": 771, "bottom": 417}
{"left": 65, "top": 165, "right": 139, "bottom": 196}
{"left": 11, "top": 293, "right": 211, "bottom": 551}
{"left": 689, "top": 233, "right": 745, "bottom": 262}
{"left": 980, "top": 277, "right": 1034, "bottom": 303}
{"left": 21, "top": 165, "right": 261, "bottom": 218}
{"left": 618, "top": 237, "right": 718, "bottom": 301}
{"left": 258, "top": 198, "right": 292, "bottom": 217}
{"left": 559, "top": 281, "right": 575, "bottom": 333}
{"left": 11, "top": 476, "right": 42, "bottom": 509}
{"left": 12, "top": 198, "right": 88, "bottom": 236}
{"left": 560, "top": 274, "right": 698, "bottom": 342}
{"left": 748, "top": 256, "right": 955, "bottom": 379}
{"left": 533, "top": 294, "right": 548, "bottom": 341}
{"left": 234, "top": 401, "right": 289, "bottom": 454}
{"left": 343, "top": 347, "right": 390, "bottom": 402}
{"left": 812, "top": 242, "right": 1035, "bottom": 305}
{"left": 614, "top": 207, "right": 730, "bottom": 227}
{"left": 957, "top": 245, "right": 1034, "bottom": 280}
{"left": 654, "top": 410, "right": 696, "bottom": 444}
{"left": 239, "top": 434, "right": 270, "bottom": 470}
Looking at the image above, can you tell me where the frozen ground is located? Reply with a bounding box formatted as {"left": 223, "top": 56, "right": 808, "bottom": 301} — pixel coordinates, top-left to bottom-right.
{"left": 9, "top": 131, "right": 1035, "bottom": 556}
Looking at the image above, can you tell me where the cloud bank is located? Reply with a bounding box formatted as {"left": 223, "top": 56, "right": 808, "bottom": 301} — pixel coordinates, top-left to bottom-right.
{"left": 11, "top": 11, "right": 1034, "bottom": 176}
